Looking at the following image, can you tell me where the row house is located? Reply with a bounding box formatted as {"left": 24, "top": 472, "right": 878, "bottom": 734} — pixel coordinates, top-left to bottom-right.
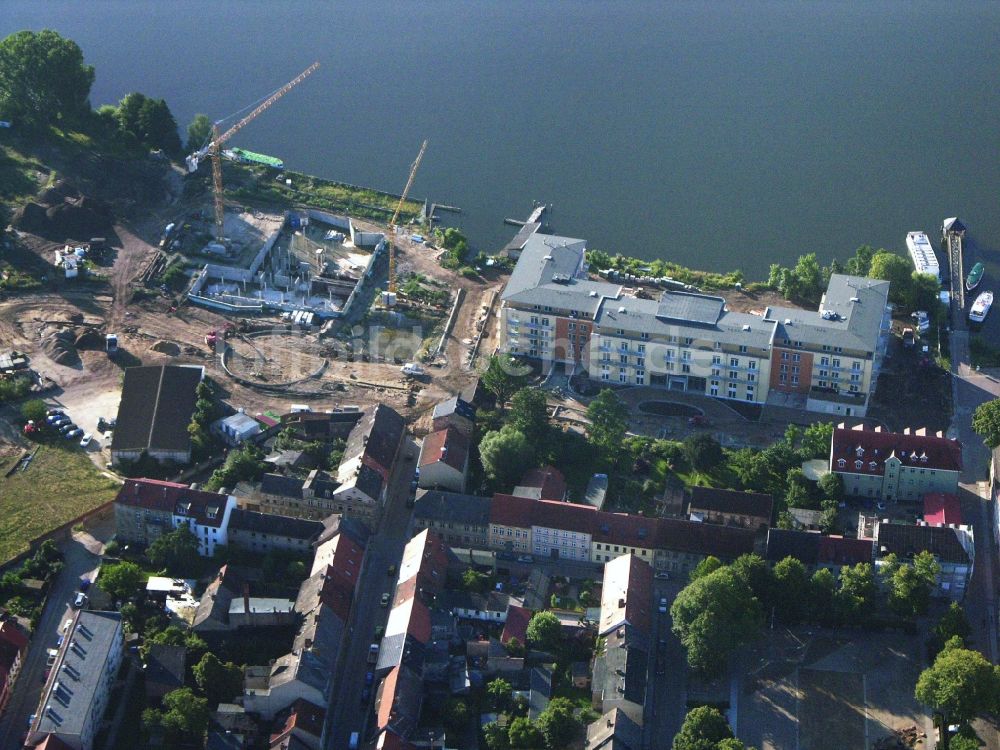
{"left": 489, "top": 494, "right": 596, "bottom": 562}
{"left": 417, "top": 427, "right": 470, "bottom": 494}
{"left": 688, "top": 486, "right": 774, "bottom": 530}
{"left": 114, "top": 478, "right": 236, "bottom": 556}
{"left": 830, "top": 424, "right": 962, "bottom": 502}
{"left": 871, "top": 520, "right": 974, "bottom": 600}
{"left": 0, "top": 621, "right": 27, "bottom": 715}
{"left": 764, "top": 529, "right": 874, "bottom": 574}
{"left": 412, "top": 490, "right": 491, "bottom": 549}
{"left": 498, "top": 231, "right": 890, "bottom": 416}
{"left": 227, "top": 509, "right": 324, "bottom": 554}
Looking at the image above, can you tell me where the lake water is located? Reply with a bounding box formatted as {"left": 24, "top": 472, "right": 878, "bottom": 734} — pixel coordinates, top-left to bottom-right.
{"left": 3, "top": 1, "right": 999, "bottom": 277}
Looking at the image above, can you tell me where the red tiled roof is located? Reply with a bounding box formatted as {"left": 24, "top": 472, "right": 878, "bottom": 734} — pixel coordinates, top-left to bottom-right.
{"left": 831, "top": 425, "right": 962, "bottom": 476}
{"left": 600, "top": 554, "right": 653, "bottom": 637}
{"left": 399, "top": 529, "right": 449, "bottom": 595}
{"left": 115, "top": 478, "right": 230, "bottom": 528}
{"left": 419, "top": 427, "right": 470, "bottom": 472}
{"left": 406, "top": 597, "right": 432, "bottom": 644}
{"left": 376, "top": 666, "right": 400, "bottom": 732}
{"left": 514, "top": 465, "right": 567, "bottom": 500}
{"left": 270, "top": 699, "right": 326, "bottom": 744}
{"left": 501, "top": 604, "right": 532, "bottom": 645}
{"left": 0, "top": 621, "right": 27, "bottom": 651}
{"left": 689, "top": 487, "right": 773, "bottom": 522}
{"left": 816, "top": 535, "right": 874, "bottom": 566}
{"left": 491, "top": 494, "right": 597, "bottom": 534}
{"left": 29, "top": 736, "right": 75, "bottom": 750}
{"left": 376, "top": 729, "right": 418, "bottom": 750}
{"left": 924, "top": 493, "right": 962, "bottom": 526}
{"left": 652, "top": 518, "right": 756, "bottom": 559}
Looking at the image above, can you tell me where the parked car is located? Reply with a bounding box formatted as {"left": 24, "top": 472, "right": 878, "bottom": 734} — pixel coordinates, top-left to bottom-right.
{"left": 79, "top": 578, "right": 91, "bottom": 591}
{"left": 45, "top": 648, "right": 58, "bottom": 667}
{"left": 387, "top": 564, "right": 396, "bottom": 577}
{"left": 517, "top": 555, "right": 534, "bottom": 563}
{"left": 73, "top": 592, "right": 87, "bottom": 608}
{"left": 58, "top": 423, "right": 76, "bottom": 434}
{"left": 380, "top": 592, "right": 391, "bottom": 607}
{"left": 66, "top": 428, "right": 83, "bottom": 440}
{"left": 658, "top": 597, "right": 667, "bottom": 614}
{"left": 902, "top": 328, "right": 916, "bottom": 347}
{"left": 46, "top": 409, "right": 64, "bottom": 418}
{"left": 401, "top": 362, "right": 424, "bottom": 377}
{"left": 367, "top": 644, "right": 379, "bottom": 664}
{"left": 79, "top": 432, "right": 92, "bottom": 448}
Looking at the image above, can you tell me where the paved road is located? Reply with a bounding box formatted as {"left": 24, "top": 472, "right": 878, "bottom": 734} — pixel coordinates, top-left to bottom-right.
{"left": 324, "top": 438, "right": 420, "bottom": 750}
{"left": 645, "top": 580, "right": 687, "bottom": 750}
{"left": 0, "top": 536, "right": 100, "bottom": 750}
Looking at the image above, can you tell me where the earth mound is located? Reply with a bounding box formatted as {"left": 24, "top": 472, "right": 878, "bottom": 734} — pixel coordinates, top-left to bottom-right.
{"left": 41, "top": 328, "right": 81, "bottom": 366}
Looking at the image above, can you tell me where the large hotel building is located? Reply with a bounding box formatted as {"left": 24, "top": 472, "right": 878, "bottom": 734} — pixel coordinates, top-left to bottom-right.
{"left": 499, "top": 232, "right": 891, "bottom": 417}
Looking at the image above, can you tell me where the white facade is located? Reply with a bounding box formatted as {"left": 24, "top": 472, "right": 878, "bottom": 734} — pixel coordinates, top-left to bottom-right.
{"left": 532, "top": 525, "right": 592, "bottom": 562}
{"left": 171, "top": 494, "right": 237, "bottom": 556}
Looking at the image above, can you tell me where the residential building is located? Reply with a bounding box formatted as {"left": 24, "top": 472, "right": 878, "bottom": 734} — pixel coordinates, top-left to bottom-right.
{"left": 213, "top": 412, "right": 262, "bottom": 446}
{"left": 490, "top": 494, "right": 596, "bottom": 561}
{"left": 437, "top": 590, "right": 510, "bottom": 623}
{"left": 375, "top": 666, "right": 424, "bottom": 740}
{"left": 144, "top": 644, "right": 185, "bottom": 703}
{"left": 193, "top": 565, "right": 247, "bottom": 633}
{"left": 873, "top": 521, "right": 974, "bottom": 600}
{"left": 279, "top": 410, "right": 361, "bottom": 442}
{"left": 110, "top": 364, "right": 204, "bottom": 464}
{"left": 26, "top": 611, "right": 123, "bottom": 750}
{"left": 764, "top": 529, "right": 873, "bottom": 573}
{"left": 501, "top": 605, "right": 532, "bottom": 647}
{"left": 269, "top": 699, "right": 326, "bottom": 750}
{"left": 417, "top": 427, "right": 470, "bottom": 493}
{"left": 592, "top": 555, "right": 651, "bottom": 717}
{"left": 688, "top": 487, "right": 773, "bottom": 530}
{"left": 0, "top": 621, "right": 28, "bottom": 715}
{"left": 228, "top": 597, "right": 295, "bottom": 629}
{"left": 431, "top": 396, "right": 476, "bottom": 437}
{"left": 498, "top": 232, "right": 890, "bottom": 416}
{"left": 114, "top": 478, "right": 237, "bottom": 556}
{"left": 412, "top": 490, "right": 491, "bottom": 548}
{"left": 830, "top": 424, "right": 962, "bottom": 502}
{"left": 227, "top": 509, "right": 323, "bottom": 554}
{"left": 585, "top": 706, "right": 643, "bottom": 750}
{"left": 512, "top": 466, "right": 568, "bottom": 501}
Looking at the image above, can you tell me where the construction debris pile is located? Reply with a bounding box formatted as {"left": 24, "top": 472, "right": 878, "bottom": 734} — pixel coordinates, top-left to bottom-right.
{"left": 872, "top": 726, "right": 925, "bottom": 750}
{"left": 12, "top": 180, "right": 114, "bottom": 240}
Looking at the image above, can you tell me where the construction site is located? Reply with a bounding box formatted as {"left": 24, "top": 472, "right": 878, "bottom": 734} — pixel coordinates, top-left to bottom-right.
{"left": 0, "top": 62, "right": 506, "bottom": 474}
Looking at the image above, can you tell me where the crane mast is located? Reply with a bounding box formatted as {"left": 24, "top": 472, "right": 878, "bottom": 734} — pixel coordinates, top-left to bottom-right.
{"left": 186, "top": 62, "right": 320, "bottom": 243}
{"left": 384, "top": 139, "right": 428, "bottom": 305}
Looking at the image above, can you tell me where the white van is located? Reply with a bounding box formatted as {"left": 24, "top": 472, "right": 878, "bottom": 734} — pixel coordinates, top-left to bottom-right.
{"left": 401, "top": 363, "right": 424, "bottom": 377}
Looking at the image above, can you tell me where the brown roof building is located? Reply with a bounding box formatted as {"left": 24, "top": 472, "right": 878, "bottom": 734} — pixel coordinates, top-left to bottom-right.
{"left": 688, "top": 487, "right": 773, "bottom": 530}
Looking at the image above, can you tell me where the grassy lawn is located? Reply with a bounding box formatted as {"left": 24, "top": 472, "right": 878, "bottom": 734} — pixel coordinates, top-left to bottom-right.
{"left": 0, "top": 443, "right": 120, "bottom": 563}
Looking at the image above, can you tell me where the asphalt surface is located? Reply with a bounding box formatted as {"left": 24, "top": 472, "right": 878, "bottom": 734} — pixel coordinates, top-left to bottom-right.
{"left": 324, "top": 438, "right": 421, "bottom": 750}
{"left": 646, "top": 579, "right": 688, "bottom": 750}
{"left": 0, "top": 536, "right": 100, "bottom": 750}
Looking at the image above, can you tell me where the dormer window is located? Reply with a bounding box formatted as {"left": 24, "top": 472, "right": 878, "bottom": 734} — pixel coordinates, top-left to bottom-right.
{"left": 855, "top": 460, "right": 863, "bottom": 470}
{"left": 855, "top": 447, "right": 864, "bottom": 457}
{"left": 920, "top": 454, "right": 928, "bottom": 463}
{"left": 837, "top": 459, "right": 846, "bottom": 469}
{"left": 869, "top": 461, "right": 877, "bottom": 470}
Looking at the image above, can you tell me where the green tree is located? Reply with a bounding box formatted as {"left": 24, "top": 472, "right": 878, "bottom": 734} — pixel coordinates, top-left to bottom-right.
{"left": 915, "top": 645, "right": 1000, "bottom": 740}
{"left": 672, "top": 706, "right": 734, "bottom": 750}
{"left": 793, "top": 253, "right": 824, "bottom": 302}
{"left": 114, "top": 92, "right": 181, "bottom": 154}
{"left": 443, "top": 697, "right": 471, "bottom": 735}
{"left": 482, "top": 355, "right": 528, "bottom": 408}
{"left": 483, "top": 721, "right": 511, "bottom": 750}
{"left": 526, "top": 611, "right": 562, "bottom": 652}
{"left": 908, "top": 272, "right": 941, "bottom": 312}
{"left": 99, "top": 561, "right": 145, "bottom": 602}
{"left": 801, "top": 422, "right": 834, "bottom": 459}
{"left": 730, "top": 553, "right": 774, "bottom": 607}
{"left": 934, "top": 603, "right": 972, "bottom": 645}
{"left": 845, "top": 244, "right": 876, "bottom": 276}
{"left": 817, "top": 472, "right": 843, "bottom": 503}
{"left": 143, "top": 625, "right": 207, "bottom": 662}
{"left": 809, "top": 567, "right": 837, "bottom": 624}
{"left": 487, "top": 677, "right": 513, "bottom": 711}
{"left": 192, "top": 652, "right": 243, "bottom": 706}
{"left": 20, "top": 399, "right": 47, "bottom": 424}
{"left": 159, "top": 687, "right": 209, "bottom": 741}
{"left": 836, "top": 563, "right": 877, "bottom": 621}
{"left": 717, "top": 740, "right": 754, "bottom": 750}
{"left": 972, "top": 400, "right": 1000, "bottom": 448}
{"left": 504, "top": 635, "right": 525, "bottom": 657}
{"left": 784, "top": 482, "right": 813, "bottom": 510}
{"left": 0, "top": 30, "right": 94, "bottom": 128}
{"left": 586, "top": 389, "right": 630, "bottom": 460}
{"left": 537, "top": 697, "right": 580, "bottom": 749}
{"left": 204, "top": 443, "right": 266, "bottom": 491}
{"left": 671, "top": 567, "right": 763, "bottom": 675}
{"left": 689, "top": 556, "right": 723, "bottom": 582}
{"left": 868, "top": 251, "right": 913, "bottom": 306}
{"left": 463, "top": 568, "right": 489, "bottom": 593}
{"left": 480, "top": 426, "right": 533, "bottom": 487}
{"left": 508, "top": 717, "right": 545, "bottom": 749}
{"left": 147, "top": 526, "right": 200, "bottom": 573}
{"left": 508, "top": 388, "right": 549, "bottom": 444}
{"left": 186, "top": 113, "right": 213, "bottom": 152}
{"left": 683, "top": 433, "right": 723, "bottom": 473}
{"left": 772, "top": 557, "right": 809, "bottom": 624}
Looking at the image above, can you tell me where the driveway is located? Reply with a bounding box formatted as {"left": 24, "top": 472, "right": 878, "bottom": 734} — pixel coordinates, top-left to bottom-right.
{"left": 0, "top": 532, "right": 102, "bottom": 750}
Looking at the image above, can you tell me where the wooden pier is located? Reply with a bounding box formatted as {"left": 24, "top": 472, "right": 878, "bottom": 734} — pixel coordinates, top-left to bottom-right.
{"left": 945, "top": 220, "right": 966, "bottom": 329}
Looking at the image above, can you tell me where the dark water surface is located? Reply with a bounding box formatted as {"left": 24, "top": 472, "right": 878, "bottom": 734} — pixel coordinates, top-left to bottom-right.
{"left": 3, "top": 1, "right": 999, "bottom": 276}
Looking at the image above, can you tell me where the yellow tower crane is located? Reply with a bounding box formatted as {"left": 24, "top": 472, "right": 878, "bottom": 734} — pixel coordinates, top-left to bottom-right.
{"left": 185, "top": 62, "right": 320, "bottom": 244}
{"left": 383, "top": 139, "right": 428, "bottom": 307}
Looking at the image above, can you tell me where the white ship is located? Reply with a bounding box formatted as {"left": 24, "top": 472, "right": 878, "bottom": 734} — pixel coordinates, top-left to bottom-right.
{"left": 969, "top": 291, "right": 993, "bottom": 324}
{"left": 906, "top": 231, "right": 940, "bottom": 283}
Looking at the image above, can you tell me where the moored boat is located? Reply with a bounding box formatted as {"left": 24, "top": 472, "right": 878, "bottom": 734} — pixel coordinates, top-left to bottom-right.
{"left": 965, "top": 262, "right": 984, "bottom": 292}
{"left": 969, "top": 290, "right": 993, "bottom": 324}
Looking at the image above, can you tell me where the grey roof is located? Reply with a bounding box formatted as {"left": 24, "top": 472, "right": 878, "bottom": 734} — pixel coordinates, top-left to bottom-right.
{"left": 111, "top": 365, "right": 203, "bottom": 454}
{"left": 193, "top": 566, "right": 244, "bottom": 630}
{"left": 592, "top": 639, "right": 647, "bottom": 709}
{"left": 586, "top": 706, "right": 644, "bottom": 750}
{"left": 356, "top": 463, "right": 385, "bottom": 502}
{"left": 765, "top": 528, "right": 820, "bottom": 565}
{"left": 228, "top": 508, "right": 324, "bottom": 541}
{"left": 503, "top": 221, "right": 541, "bottom": 254}
{"left": 438, "top": 590, "right": 510, "bottom": 614}
{"left": 32, "top": 611, "right": 122, "bottom": 742}
{"left": 266, "top": 650, "right": 329, "bottom": 695}
{"left": 876, "top": 522, "right": 971, "bottom": 565}
{"left": 229, "top": 597, "right": 294, "bottom": 615}
{"left": 655, "top": 291, "right": 725, "bottom": 325}
{"left": 413, "top": 490, "right": 492, "bottom": 527}
{"left": 376, "top": 633, "right": 426, "bottom": 674}
{"left": 595, "top": 292, "right": 776, "bottom": 348}
{"left": 432, "top": 396, "right": 476, "bottom": 422}
{"left": 292, "top": 602, "right": 345, "bottom": 665}
{"left": 344, "top": 404, "right": 404, "bottom": 473}
{"left": 689, "top": 487, "right": 774, "bottom": 521}
{"left": 260, "top": 473, "right": 305, "bottom": 498}
{"left": 765, "top": 274, "right": 890, "bottom": 351}
{"left": 145, "top": 643, "right": 185, "bottom": 692}
{"left": 502, "top": 233, "right": 620, "bottom": 315}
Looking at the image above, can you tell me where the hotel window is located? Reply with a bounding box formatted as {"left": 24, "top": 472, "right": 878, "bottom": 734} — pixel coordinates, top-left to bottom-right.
{"left": 636, "top": 370, "right": 645, "bottom": 385}
{"left": 710, "top": 384, "right": 719, "bottom": 396}
{"left": 619, "top": 368, "right": 627, "bottom": 383}
{"left": 569, "top": 322, "right": 575, "bottom": 331}
{"left": 792, "top": 353, "right": 801, "bottom": 362}
{"left": 835, "top": 346, "right": 843, "bottom": 353}
{"left": 638, "top": 343, "right": 646, "bottom": 353}
{"left": 780, "top": 364, "right": 788, "bottom": 373}
{"left": 616, "top": 329, "right": 625, "bottom": 336}
{"left": 748, "top": 360, "right": 757, "bottom": 370}
{"left": 781, "top": 351, "right": 789, "bottom": 361}
{"left": 821, "top": 357, "right": 830, "bottom": 366}
{"left": 791, "top": 375, "right": 799, "bottom": 385}
{"left": 602, "top": 352, "right": 610, "bottom": 361}
{"left": 665, "top": 362, "right": 674, "bottom": 371}
{"left": 620, "top": 354, "right": 628, "bottom": 365}
{"left": 791, "top": 365, "right": 800, "bottom": 374}
{"left": 727, "top": 386, "right": 737, "bottom": 398}
{"left": 837, "top": 459, "right": 846, "bottom": 468}
{"left": 855, "top": 460, "right": 863, "bottom": 469}
{"left": 683, "top": 337, "right": 693, "bottom": 345}
{"left": 850, "top": 384, "right": 860, "bottom": 393}
{"left": 819, "top": 380, "right": 828, "bottom": 388}
{"left": 712, "top": 355, "right": 722, "bottom": 365}
{"left": 681, "top": 364, "right": 691, "bottom": 373}
{"left": 850, "top": 373, "right": 860, "bottom": 382}
{"left": 739, "top": 345, "right": 748, "bottom": 353}
{"left": 636, "top": 357, "right": 645, "bottom": 367}
{"left": 852, "top": 361, "right": 861, "bottom": 370}
{"left": 730, "top": 358, "right": 739, "bottom": 368}
{"left": 682, "top": 350, "right": 691, "bottom": 361}
{"left": 747, "top": 373, "right": 756, "bottom": 382}
{"left": 714, "top": 341, "right": 722, "bottom": 350}
{"left": 641, "top": 332, "right": 650, "bottom": 340}
{"left": 832, "top": 358, "right": 841, "bottom": 368}
{"left": 820, "top": 369, "right": 829, "bottom": 378}
{"left": 620, "top": 341, "right": 628, "bottom": 351}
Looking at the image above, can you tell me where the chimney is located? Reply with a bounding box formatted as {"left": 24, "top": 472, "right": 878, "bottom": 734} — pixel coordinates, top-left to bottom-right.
{"left": 618, "top": 598, "right": 626, "bottom": 609}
